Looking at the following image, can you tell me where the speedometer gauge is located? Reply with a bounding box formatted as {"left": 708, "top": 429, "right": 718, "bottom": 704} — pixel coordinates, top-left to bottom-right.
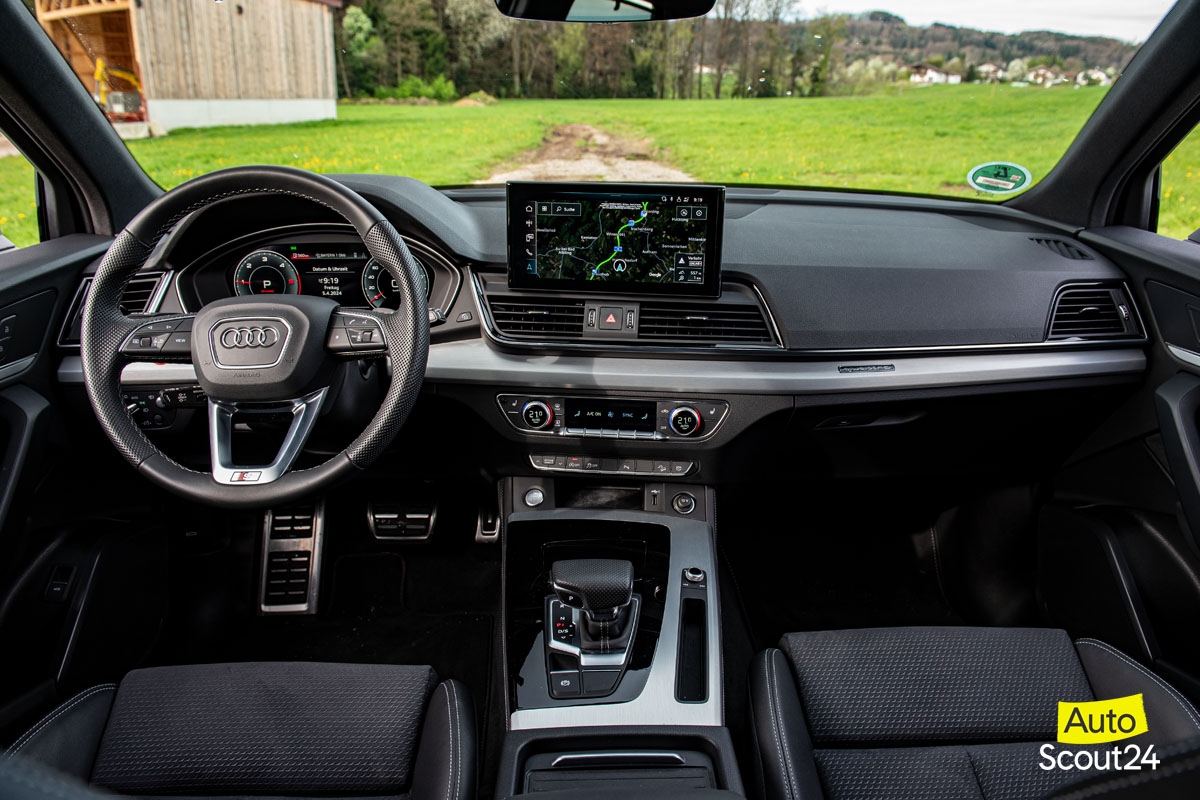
{"left": 233, "top": 251, "right": 300, "bottom": 296}
{"left": 361, "top": 258, "right": 428, "bottom": 309}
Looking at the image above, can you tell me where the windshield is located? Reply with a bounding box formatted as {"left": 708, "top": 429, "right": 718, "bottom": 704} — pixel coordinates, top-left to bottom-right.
{"left": 4, "top": 0, "right": 1188, "bottom": 248}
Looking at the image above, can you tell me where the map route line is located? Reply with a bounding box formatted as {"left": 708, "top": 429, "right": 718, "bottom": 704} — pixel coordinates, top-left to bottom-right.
{"left": 589, "top": 202, "right": 648, "bottom": 280}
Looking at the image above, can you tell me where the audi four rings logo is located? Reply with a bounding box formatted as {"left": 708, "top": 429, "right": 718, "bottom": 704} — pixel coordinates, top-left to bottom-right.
{"left": 220, "top": 326, "right": 280, "bottom": 348}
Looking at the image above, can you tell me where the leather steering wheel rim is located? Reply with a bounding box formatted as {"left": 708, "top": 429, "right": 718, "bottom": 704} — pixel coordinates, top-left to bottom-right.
{"left": 80, "top": 165, "right": 429, "bottom": 509}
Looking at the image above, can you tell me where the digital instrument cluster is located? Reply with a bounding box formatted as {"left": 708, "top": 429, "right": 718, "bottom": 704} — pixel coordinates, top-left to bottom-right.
{"left": 231, "top": 243, "right": 429, "bottom": 309}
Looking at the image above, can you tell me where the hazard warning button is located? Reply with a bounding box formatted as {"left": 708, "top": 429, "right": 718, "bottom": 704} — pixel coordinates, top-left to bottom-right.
{"left": 598, "top": 306, "right": 623, "bottom": 330}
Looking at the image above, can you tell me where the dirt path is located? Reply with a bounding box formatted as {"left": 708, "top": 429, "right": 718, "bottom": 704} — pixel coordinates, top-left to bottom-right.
{"left": 479, "top": 123, "right": 693, "bottom": 183}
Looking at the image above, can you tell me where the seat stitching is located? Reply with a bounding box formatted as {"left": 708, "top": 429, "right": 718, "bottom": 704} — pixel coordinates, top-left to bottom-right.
{"left": 442, "top": 684, "right": 454, "bottom": 800}
{"left": 770, "top": 651, "right": 800, "bottom": 800}
{"left": 8, "top": 684, "right": 117, "bottom": 754}
{"left": 762, "top": 651, "right": 794, "bottom": 800}
{"left": 448, "top": 682, "right": 463, "bottom": 800}
{"left": 1075, "top": 639, "right": 1200, "bottom": 731}
{"left": 963, "top": 743, "right": 986, "bottom": 800}
{"left": 928, "top": 524, "right": 947, "bottom": 602}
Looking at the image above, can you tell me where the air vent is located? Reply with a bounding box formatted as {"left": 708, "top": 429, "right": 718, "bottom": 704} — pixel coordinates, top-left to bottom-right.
{"left": 638, "top": 301, "right": 773, "bottom": 343}
{"left": 58, "top": 272, "right": 167, "bottom": 347}
{"left": 1048, "top": 286, "right": 1138, "bottom": 339}
{"left": 1031, "top": 238, "right": 1093, "bottom": 260}
{"left": 488, "top": 298, "right": 586, "bottom": 338}
{"left": 119, "top": 273, "right": 166, "bottom": 314}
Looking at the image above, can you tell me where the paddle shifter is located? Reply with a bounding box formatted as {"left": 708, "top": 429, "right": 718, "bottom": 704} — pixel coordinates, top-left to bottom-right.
{"left": 545, "top": 559, "right": 641, "bottom": 699}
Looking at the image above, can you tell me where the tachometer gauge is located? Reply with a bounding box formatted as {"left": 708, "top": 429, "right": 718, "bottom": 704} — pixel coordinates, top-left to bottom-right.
{"left": 361, "top": 257, "right": 428, "bottom": 309}
{"left": 233, "top": 251, "right": 300, "bottom": 296}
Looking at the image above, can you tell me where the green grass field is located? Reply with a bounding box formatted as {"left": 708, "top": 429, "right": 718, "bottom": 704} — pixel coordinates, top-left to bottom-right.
{"left": 2, "top": 85, "right": 1198, "bottom": 247}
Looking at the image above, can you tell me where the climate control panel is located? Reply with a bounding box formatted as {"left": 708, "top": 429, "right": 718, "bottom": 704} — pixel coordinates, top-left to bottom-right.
{"left": 497, "top": 394, "right": 730, "bottom": 441}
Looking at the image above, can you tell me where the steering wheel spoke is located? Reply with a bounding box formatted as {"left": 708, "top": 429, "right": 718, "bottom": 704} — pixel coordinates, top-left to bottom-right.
{"left": 208, "top": 388, "right": 328, "bottom": 485}
{"left": 325, "top": 308, "right": 388, "bottom": 358}
{"left": 119, "top": 314, "right": 196, "bottom": 363}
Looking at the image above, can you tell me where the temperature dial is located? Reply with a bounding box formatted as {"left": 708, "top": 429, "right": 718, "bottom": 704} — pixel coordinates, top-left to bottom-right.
{"left": 522, "top": 401, "right": 554, "bottom": 430}
{"left": 668, "top": 407, "right": 702, "bottom": 437}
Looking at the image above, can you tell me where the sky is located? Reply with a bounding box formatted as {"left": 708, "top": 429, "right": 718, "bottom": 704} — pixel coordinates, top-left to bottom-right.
{"left": 805, "top": 1, "right": 1177, "bottom": 43}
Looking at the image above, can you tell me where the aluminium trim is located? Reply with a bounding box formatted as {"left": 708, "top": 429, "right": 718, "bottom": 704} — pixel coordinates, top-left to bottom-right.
{"left": 509, "top": 507, "right": 722, "bottom": 730}
{"left": 550, "top": 753, "right": 686, "bottom": 768}
{"left": 57, "top": 346, "right": 1147, "bottom": 392}
{"left": 146, "top": 270, "right": 174, "bottom": 313}
{"left": 1167, "top": 344, "right": 1200, "bottom": 369}
{"left": 422, "top": 340, "right": 1147, "bottom": 394}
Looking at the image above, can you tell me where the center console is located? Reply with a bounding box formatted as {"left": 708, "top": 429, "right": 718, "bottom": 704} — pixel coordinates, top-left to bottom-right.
{"left": 496, "top": 476, "right": 740, "bottom": 797}
{"left": 492, "top": 182, "right": 743, "bottom": 798}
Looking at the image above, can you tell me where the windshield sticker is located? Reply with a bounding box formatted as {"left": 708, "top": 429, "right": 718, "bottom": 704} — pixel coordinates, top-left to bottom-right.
{"left": 967, "top": 162, "right": 1032, "bottom": 194}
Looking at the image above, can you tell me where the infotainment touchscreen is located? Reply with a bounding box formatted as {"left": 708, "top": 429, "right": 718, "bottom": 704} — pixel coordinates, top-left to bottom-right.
{"left": 506, "top": 181, "right": 724, "bottom": 297}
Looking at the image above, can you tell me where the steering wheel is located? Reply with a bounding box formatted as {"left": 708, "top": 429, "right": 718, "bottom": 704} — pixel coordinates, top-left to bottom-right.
{"left": 80, "top": 166, "right": 429, "bottom": 509}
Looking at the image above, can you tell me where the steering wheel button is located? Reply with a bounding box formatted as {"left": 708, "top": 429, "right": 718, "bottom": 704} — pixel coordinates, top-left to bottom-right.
{"left": 141, "top": 319, "right": 180, "bottom": 333}
{"left": 160, "top": 331, "right": 192, "bottom": 356}
{"left": 326, "top": 327, "right": 352, "bottom": 352}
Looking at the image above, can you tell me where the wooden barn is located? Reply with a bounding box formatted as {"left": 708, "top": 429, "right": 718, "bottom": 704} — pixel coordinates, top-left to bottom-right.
{"left": 36, "top": 0, "right": 340, "bottom": 133}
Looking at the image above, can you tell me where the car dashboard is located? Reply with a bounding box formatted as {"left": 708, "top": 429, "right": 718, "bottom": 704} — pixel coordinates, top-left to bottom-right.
{"left": 54, "top": 176, "right": 1149, "bottom": 488}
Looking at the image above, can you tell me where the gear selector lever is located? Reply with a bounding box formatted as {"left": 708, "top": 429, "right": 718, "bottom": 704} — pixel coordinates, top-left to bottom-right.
{"left": 546, "top": 559, "right": 640, "bottom": 698}
{"left": 551, "top": 558, "right": 634, "bottom": 623}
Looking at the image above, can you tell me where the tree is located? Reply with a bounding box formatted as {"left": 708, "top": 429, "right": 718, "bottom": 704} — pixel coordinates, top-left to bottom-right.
{"left": 445, "top": 0, "right": 512, "bottom": 77}
{"left": 806, "top": 14, "right": 847, "bottom": 96}
{"left": 376, "top": 0, "right": 443, "bottom": 82}
{"left": 342, "top": 7, "right": 389, "bottom": 96}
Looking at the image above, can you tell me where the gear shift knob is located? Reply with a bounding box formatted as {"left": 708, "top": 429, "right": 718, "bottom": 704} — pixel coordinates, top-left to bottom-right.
{"left": 550, "top": 559, "right": 634, "bottom": 622}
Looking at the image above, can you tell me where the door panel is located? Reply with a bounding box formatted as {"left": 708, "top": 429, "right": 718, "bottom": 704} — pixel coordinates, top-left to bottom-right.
{"left": 0, "top": 233, "right": 113, "bottom": 738}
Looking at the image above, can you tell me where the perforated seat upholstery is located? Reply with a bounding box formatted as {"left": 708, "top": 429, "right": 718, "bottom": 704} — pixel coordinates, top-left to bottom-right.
{"left": 4, "top": 662, "right": 475, "bottom": 800}
{"left": 750, "top": 627, "right": 1200, "bottom": 800}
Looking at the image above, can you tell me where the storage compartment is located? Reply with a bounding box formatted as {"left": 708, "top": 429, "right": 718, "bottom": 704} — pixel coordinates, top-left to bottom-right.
{"left": 523, "top": 749, "right": 716, "bottom": 793}
{"left": 496, "top": 727, "right": 744, "bottom": 799}
{"left": 555, "top": 481, "right": 644, "bottom": 510}
{"left": 675, "top": 596, "right": 708, "bottom": 702}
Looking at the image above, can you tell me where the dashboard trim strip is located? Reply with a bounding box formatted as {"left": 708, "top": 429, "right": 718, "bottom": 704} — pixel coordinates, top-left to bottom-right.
{"left": 419, "top": 340, "right": 1147, "bottom": 394}
{"left": 56, "top": 343, "right": 1146, "bottom": 392}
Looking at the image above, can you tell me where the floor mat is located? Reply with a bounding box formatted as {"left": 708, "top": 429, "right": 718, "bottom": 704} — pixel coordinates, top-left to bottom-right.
{"left": 149, "top": 548, "right": 499, "bottom": 751}
{"left": 719, "top": 485, "right": 964, "bottom": 651}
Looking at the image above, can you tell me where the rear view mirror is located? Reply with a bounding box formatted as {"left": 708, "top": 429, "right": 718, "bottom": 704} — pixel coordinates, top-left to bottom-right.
{"left": 494, "top": 0, "right": 715, "bottom": 23}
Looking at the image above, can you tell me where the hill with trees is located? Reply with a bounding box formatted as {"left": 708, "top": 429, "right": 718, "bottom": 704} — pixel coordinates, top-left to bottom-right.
{"left": 333, "top": 1, "right": 1142, "bottom": 101}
